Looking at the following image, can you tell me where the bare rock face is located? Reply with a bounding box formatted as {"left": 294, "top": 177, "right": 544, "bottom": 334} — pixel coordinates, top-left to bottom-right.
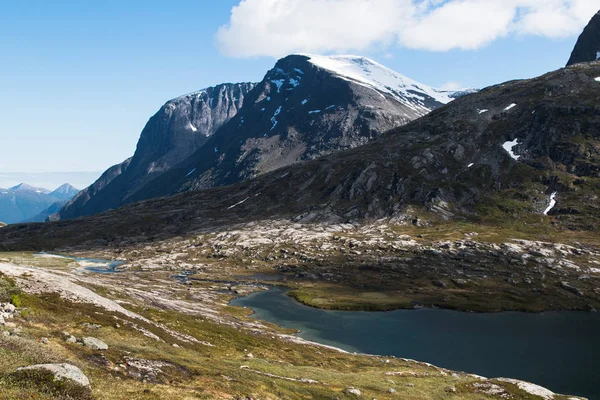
{"left": 57, "top": 83, "right": 255, "bottom": 220}
{"left": 130, "top": 54, "right": 454, "bottom": 202}
{"left": 16, "top": 363, "right": 90, "bottom": 387}
{"left": 567, "top": 10, "right": 600, "bottom": 66}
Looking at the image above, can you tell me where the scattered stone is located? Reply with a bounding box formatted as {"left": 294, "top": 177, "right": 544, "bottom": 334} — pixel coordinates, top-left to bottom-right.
{"left": 81, "top": 337, "right": 108, "bottom": 350}
{"left": 80, "top": 322, "right": 102, "bottom": 330}
{"left": 41, "top": 337, "right": 49, "bottom": 344}
{"left": 445, "top": 386, "right": 457, "bottom": 393}
{"left": 433, "top": 280, "right": 447, "bottom": 289}
{"left": 451, "top": 278, "right": 468, "bottom": 288}
{"left": 16, "top": 363, "right": 90, "bottom": 387}
{"left": 387, "top": 388, "right": 396, "bottom": 393}
{"left": 245, "top": 353, "right": 254, "bottom": 359}
{"left": 470, "top": 382, "right": 506, "bottom": 396}
{"left": 65, "top": 335, "right": 77, "bottom": 344}
{"left": 172, "top": 343, "right": 180, "bottom": 348}
{"left": 405, "top": 383, "right": 415, "bottom": 388}
{"left": 345, "top": 387, "right": 361, "bottom": 396}
{"left": 560, "top": 281, "right": 584, "bottom": 297}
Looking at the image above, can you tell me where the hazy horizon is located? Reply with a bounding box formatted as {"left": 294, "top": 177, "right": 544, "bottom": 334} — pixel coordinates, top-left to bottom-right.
{"left": 0, "top": 171, "right": 102, "bottom": 192}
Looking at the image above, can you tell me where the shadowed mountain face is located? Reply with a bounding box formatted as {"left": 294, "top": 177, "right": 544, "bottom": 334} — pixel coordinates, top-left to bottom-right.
{"left": 2, "top": 62, "right": 599, "bottom": 250}
{"left": 56, "top": 82, "right": 256, "bottom": 220}
{"left": 56, "top": 55, "right": 455, "bottom": 221}
{"left": 567, "top": 10, "right": 600, "bottom": 66}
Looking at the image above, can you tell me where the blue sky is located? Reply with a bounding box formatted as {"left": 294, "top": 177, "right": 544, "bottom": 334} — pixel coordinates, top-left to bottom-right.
{"left": 0, "top": 1, "right": 594, "bottom": 188}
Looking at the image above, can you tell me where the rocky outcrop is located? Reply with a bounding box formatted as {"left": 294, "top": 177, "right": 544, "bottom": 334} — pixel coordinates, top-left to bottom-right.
{"left": 16, "top": 364, "right": 90, "bottom": 387}
{"left": 567, "top": 10, "right": 600, "bottom": 66}
{"left": 81, "top": 336, "right": 108, "bottom": 350}
{"left": 57, "top": 83, "right": 255, "bottom": 220}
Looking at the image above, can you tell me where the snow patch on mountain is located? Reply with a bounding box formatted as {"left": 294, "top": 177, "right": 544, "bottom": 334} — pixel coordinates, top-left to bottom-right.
{"left": 502, "top": 139, "right": 520, "bottom": 161}
{"left": 301, "top": 54, "right": 453, "bottom": 115}
{"left": 271, "top": 106, "right": 282, "bottom": 131}
{"left": 543, "top": 192, "right": 558, "bottom": 215}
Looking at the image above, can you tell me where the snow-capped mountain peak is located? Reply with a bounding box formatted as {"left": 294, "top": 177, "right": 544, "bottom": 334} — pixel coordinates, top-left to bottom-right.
{"left": 299, "top": 54, "right": 454, "bottom": 115}
{"left": 9, "top": 183, "right": 51, "bottom": 194}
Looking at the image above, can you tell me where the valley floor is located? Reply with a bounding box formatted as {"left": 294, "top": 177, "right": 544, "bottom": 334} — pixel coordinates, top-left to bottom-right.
{"left": 0, "top": 218, "right": 597, "bottom": 399}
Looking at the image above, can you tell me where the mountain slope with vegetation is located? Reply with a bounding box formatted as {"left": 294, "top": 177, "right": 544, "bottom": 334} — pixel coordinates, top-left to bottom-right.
{"left": 2, "top": 61, "right": 598, "bottom": 247}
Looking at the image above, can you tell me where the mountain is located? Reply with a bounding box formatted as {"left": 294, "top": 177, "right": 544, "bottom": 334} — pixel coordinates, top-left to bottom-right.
{"left": 57, "top": 83, "right": 255, "bottom": 220}
{"left": 48, "top": 183, "right": 80, "bottom": 201}
{"left": 55, "top": 158, "right": 132, "bottom": 221}
{"left": 0, "top": 183, "right": 81, "bottom": 224}
{"left": 24, "top": 200, "right": 70, "bottom": 223}
{"left": 2, "top": 61, "right": 598, "bottom": 249}
{"left": 18, "top": 184, "right": 81, "bottom": 223}
{"left": 141, "top": 54, "right": 455, "bottom": 197}
{"left": 9, "top": 183, "right": 50, "bottom": 194}
{"left": 57, "top": 55, "right": 456, "bottom": 220}
{"left": 567, "top": 10, "right": 600, "bottom": 66}
{"left": 0, "top": 184, "right": 58, "bottom": 224}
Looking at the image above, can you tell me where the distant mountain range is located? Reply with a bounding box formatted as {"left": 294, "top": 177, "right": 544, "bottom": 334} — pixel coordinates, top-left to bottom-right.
{"left": 55, "top": 54, "right": 469, "bottom": 221}
{"left": 0, "top": 183, "right": 79, "bottom": 224}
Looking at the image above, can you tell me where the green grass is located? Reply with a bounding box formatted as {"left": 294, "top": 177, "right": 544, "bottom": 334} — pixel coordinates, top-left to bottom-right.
{"left": 0, "top": 274, "right": 575, "bottom": 400}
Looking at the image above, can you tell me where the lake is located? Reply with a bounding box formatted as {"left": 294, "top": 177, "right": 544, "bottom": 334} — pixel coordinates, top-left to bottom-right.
{"left": 231, "top": 287, "right": 600, "bottom": 400}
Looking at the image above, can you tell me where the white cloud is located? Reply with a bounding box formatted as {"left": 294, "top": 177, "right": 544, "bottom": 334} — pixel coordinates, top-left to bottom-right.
{"left": 215, "top": 0, "right": 598, "bottom": 58}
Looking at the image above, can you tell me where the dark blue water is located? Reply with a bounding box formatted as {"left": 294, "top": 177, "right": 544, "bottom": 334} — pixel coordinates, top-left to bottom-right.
{"left": 231, "top": 288, "right": 600, "bottom": 400}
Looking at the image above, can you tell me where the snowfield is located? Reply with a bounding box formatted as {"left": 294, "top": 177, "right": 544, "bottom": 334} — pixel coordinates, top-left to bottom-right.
{"left": 301, "top": 54, "right": 455, "bottom": 116}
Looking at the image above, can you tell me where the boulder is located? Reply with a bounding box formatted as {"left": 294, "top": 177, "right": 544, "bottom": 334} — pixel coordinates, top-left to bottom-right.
{"left": 344, "top": 387, "right": 362, "bottom": 396}
{"left": 16, "top": 363, "right": 90, "bottom": 387}
{"left": 2, "top": 303, "right": 16, "bottom": 313}
{"left": 81, "top": 337, "right": 108, "bottom": 350}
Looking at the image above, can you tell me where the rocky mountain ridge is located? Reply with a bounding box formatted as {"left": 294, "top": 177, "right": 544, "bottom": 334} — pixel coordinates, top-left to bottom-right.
{"left": 56, "top": 55, "right": 458, "bottom": 220}
{"left": 57, "top": 83, "right": 256, "bottom": 220}
{"left": 567, "top": 10, "right": 600, "bottom": 66}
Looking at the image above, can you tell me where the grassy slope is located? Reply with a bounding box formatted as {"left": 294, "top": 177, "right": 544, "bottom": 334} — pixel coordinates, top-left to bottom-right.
{"left": 0, "top": 257, "right": 581, "bottom": 400}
